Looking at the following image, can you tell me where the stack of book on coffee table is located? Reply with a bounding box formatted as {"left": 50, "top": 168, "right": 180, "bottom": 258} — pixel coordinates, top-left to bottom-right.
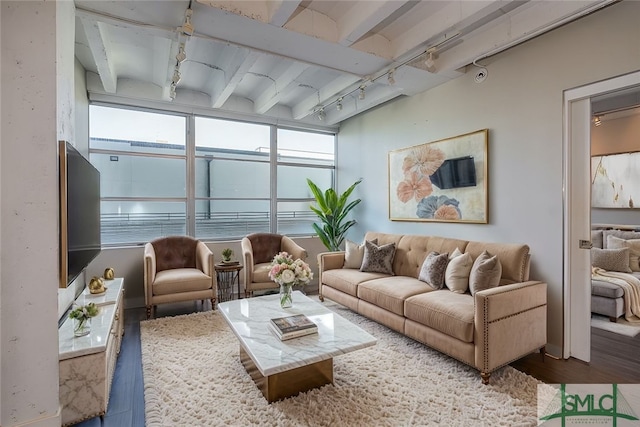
{"left": 269, "top": 314, "right": 318, "bottom": 340}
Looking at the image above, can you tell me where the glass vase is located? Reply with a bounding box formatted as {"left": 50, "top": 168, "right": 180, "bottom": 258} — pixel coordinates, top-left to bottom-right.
{"left": 73, "top": 317, "right": 91, "bottom": 337}
{"left": 279, "top": 283, "right": 293, "bottom": 308}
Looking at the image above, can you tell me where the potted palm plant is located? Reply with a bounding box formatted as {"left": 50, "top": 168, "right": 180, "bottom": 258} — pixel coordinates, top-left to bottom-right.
{"left": 307, "top": 178, "right": 362, "bottom": 251}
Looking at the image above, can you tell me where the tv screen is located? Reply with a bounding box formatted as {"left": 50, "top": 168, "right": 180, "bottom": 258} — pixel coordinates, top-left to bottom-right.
{"left": 430, "top": 156, "right": 477, "bottom": 189}
{"left": 59, "top": 141, "right": 101, "bottom": 287}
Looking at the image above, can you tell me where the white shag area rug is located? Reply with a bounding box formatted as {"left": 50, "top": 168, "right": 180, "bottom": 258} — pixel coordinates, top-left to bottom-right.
{"left": 141, "top": 300, "right": 546, "bottom": 426}
{"left": 591, "top": 314, "right": 640, "bottom": 337}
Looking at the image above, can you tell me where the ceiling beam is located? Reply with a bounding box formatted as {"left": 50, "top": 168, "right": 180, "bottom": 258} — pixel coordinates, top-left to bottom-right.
{"left": 79, "top": 16, "right": 117, "bottom": 93}
{"left": 211, "top": 50, "right": 261, "bottom": 109}
{"left": 338, "top": 1, "right": 412, "bottom": 46}
{"left": 268, "top": 0, "right": 302, "bottom": 27}
{"left": 253, "top": 62, "right": 310, "bottom": 114}
{"left": 292, "top": 74, "right": 362, "bottom": 120}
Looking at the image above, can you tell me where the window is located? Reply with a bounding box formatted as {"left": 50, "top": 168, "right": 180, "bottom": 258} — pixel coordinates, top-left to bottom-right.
{"left": 90, "top": 106, "right": 335, "bottom": 245}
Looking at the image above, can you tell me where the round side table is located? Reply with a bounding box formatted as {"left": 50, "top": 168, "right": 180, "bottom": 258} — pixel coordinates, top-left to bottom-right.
{"left": 214, "top": 263, "right": 243, "bottom": 303}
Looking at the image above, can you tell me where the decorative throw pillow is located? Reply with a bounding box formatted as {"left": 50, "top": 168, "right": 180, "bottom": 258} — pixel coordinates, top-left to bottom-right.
{"left": 360, "top": 240, "right": 396, "bottom": 275}
{"left": 591, "top": 247, "right": 632, "bottom": 273}
{"left": 418, "top": 251, "right": 449, "bottom": 289}
{"left": 603, "top": 229, "right": 640, "bottom": 248}
{"left": 469, "top": 250, "right": 502, "bottom": 296}
{"left": 606, "top": 235, "right": 640, "bottom": 272}
{"left": 445, "top": 249, "right": 473, "bottom": 294}
{"left": 591, "top": 230, "right": 604, "bottom": 249}
{"left": 343, "top": 238, "right": 378, "bottom": 269}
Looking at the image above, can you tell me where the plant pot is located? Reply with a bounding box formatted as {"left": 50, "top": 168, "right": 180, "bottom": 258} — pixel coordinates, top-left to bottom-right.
{"left": 279, "top": 283, "right": 293, "bottom": 308}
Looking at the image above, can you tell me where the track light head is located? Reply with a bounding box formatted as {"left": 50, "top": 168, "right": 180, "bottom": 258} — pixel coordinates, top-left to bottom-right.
{"left": 336, "top": 97, "right": 343, "bottom": 111}
{"left": 317, "top": 108, "right": 326, "bottom": 121}
{"left": 359, "top": 86, "right": 366, "bottom": 100}
{"left": 172, "top": 70, "right": 181, "bottom": 84}
{"left": 176, "top": 44, "right": 187, "bottom": 63}
{"left": 181, "top": 9, "right": 194, "bottom": 36}
{"left": 424, "top": 48, "right": 438, "bottom": 72}
{"left": 594, "top": 116, "right": 602, "bottom": 127}
{"left": 387, "top": 68, "right": 396, "bottom": 85}
{"left": 169, "top": 83, "right": 177, "bottom": 100}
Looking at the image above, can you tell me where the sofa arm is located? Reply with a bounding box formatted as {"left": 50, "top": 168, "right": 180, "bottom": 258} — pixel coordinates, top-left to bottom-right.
{"left": 317, "top": 251, "right": 346, "bottom": 298}
{"left": 474, "top": 281, "right": 547, "bottom": 377}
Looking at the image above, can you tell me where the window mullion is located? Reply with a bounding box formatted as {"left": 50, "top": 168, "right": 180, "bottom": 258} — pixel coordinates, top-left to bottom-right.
{"left": 186, "top": 115, "right": 196, "bottom": 237}
{"left": 270, "top": 125, "right": 278, "bottom": 233}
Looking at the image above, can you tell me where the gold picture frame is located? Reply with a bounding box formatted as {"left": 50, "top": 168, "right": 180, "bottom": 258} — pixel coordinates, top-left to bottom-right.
{"left": 388, "top": 129, "right": 488, "bottom": 223}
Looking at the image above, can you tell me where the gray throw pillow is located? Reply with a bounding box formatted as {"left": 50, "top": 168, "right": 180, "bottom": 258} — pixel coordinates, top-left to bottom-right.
{"left": 591, "top": 230, "right": 603, "bottom": 249}
{"left": 418, "top": 251, "right": 449, "bottom": 289}
{"left": 361, "top": 240, "right": 396, "bottom": 275}
{"left": 343, "top": 238, "right": 377, "bottom": 269}
{"left": 606, "top": 235, "right": 640, "bottom": 272}
{"left": 591, "top": 247, "right": 632, "bottom": 273}
{"left": 603, "top": 230, "right": 640, "bottom": 248}
{"left": 469, "top": 250, "right": 502, "bottom": 296}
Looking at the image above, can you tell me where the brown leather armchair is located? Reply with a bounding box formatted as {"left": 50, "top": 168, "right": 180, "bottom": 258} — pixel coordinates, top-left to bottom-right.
{"left": 144, "top": 236, "right": 216, "bottom": 319}
{"left": 241, "top": 233, "right": 307, "bottom": 297}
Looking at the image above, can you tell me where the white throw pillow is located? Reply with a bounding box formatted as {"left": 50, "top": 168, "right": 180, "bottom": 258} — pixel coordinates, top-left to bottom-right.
{"left": 469, "top": 250, "right": 502, "bottom": 296}
{"left": 445, "top": 249, "right": 473, "bottom": 294}
{"left": 606, "top": 235, "right": 640, "bottom": 272}
{"left": 343, "top": 238, "right": 377, "bottom": 269}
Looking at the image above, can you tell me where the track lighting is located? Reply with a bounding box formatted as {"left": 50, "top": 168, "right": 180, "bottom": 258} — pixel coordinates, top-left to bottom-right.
{"left": 176, "top": 44, "right": 186, "bottom": 64}
{"left": 424, "top": 48, "right": 438, "bottom": 72}
{"left": 181, "top": 8, "right": 194, "bottom": 37}
{"left": 317, "top": 108, "right": 326, "bottom": 121}
{"left": 336, "top": 97, "right": 343, "bottom": 111}
{"left": 387, "top": 69, "right": 396, "bottom": 85}
{"left": 169, "top": 83, "right": 177, "bottom": 100}
{"left": 359, "top": 86, "right": 366, "bottom": 100}
{"left": 172, "top": 70, "right": 181, "bottom": 84}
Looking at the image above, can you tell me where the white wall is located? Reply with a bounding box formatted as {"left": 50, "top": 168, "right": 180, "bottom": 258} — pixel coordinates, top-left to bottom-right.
{"left": 1, "top": 1, "right": 75, "bottom": 425}
{"left": 336, "top": 1, "right": 640, "bottom": 356}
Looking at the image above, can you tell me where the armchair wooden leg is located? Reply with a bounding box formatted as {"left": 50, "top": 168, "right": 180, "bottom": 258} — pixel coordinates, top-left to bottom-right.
{"left": 210, "top": 297, "right": 216, "bottom": 310}
{"left": 480, "top": 372, "right": 491, "bottom": 385}
{"left": 146, "top": 305, "right": 153, "bottom": 319}
{"left": 319, "top": 294, "right": 324, "bottom": 302}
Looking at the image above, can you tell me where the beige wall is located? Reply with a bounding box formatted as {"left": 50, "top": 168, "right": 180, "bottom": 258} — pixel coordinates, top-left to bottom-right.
{"left": 336, "top": 1, "right": 640, "bottom": 356}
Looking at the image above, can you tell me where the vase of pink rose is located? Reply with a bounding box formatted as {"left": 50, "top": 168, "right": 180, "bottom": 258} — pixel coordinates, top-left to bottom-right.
{"left": 268, "top": 251, "right": 313, "bottom": 308}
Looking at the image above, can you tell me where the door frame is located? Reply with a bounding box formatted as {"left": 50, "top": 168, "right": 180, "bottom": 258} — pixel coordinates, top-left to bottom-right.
{"left": 563, "top": 70, "right": 640, "bottom": 360}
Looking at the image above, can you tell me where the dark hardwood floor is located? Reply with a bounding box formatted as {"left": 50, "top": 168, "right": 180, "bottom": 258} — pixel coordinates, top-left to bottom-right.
{"left": 72, "top": 299, "right": 640, "bottom": 426}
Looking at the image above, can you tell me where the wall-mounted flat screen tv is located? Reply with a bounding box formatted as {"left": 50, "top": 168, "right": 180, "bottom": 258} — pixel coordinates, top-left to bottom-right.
{"left": 430, "top": 156, "right": 477, "bottom": 189}
{"left": 59, "top": 141, "right": 101, "bottom": 288}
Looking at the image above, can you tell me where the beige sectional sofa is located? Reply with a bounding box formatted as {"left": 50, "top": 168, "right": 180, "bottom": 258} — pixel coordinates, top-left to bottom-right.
{"left": 317, "top": 232, "right": 548, "bottom": 384}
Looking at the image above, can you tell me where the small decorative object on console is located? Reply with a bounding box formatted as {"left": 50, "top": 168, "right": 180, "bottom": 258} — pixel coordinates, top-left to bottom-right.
{"left": 103, "top": 267, "right": 115, "bottom": 280}
{"left": 88, "top": 276, "right": 107, "bottom": 294}
{"left": 268, "top": 251, "right": 313, "bottom": 308}
{"left": 269, "top": 314, "right": 318, "bottom": 340}
{"left": 69, "top": 302, "right": 100, "bottom": 337}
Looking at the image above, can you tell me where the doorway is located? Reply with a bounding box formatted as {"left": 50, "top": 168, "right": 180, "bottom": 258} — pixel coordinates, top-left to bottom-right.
{"left": 564, "top": 71, "right": 640, "bottom": 361}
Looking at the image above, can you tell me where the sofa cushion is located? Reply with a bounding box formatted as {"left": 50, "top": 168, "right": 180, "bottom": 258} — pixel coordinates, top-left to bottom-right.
{"left": 153, "top": 268, "right": 212, "bottom": 295}
{"left": 591, "top": 230, "right": 604, "bottom": 249}
{"left": 607, "top": 235, "right": 640, "bottom": 272}
{"left": 603, "top": 229, "right": 640, "bottom": 248}
{"left": 344, "top": 238, "right": 377, "bottom": 269}
{"left": 418, "top": 251, "right": 449, "bottom": 289}
{"left": 592, "top": 280, "right": 624, "bottom": 299}
{"left": 252, "top": 262, "right": 272, "bottom": 283}
{"left": 321, "top": 269, "right": 388, "bottom": 297}
{"left": 357, "top": 277, "right": 434, "bottom": 316}
{"left": 469, "top": 250, "right": 502, "bottom": 296}
{"left": 404, "top": 291, "right": 475, "bottom": 343}
{"left": 445, "top": 249, "right": 473, "bottom": 294}
{"left": 361, "top": 241, "right": 396, "bottom": 274}
{"left": 394, "top": 234, "right": 469, "bottom": 278}
{"left": 591, "top": 247, "right": 632, "bottom": 273}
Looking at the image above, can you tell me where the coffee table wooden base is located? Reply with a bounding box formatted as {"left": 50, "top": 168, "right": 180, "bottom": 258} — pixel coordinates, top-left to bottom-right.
{"left": 240, "top": 346, "right": 333, "bottom": 403}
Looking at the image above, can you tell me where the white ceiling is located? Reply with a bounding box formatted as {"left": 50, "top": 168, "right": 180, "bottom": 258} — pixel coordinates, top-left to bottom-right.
{"left": 75, "top": 0, "right": 615, "bottom": 127}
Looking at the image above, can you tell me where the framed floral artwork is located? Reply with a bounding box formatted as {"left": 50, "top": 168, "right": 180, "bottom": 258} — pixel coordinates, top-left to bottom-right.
{"left": 388, "top": 129, "right": 488, "bottom": 223}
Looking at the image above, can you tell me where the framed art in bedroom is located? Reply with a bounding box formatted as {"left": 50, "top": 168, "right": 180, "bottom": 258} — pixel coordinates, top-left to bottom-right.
{"left": 388, "top": 129, "right": 488, "bottom": 223}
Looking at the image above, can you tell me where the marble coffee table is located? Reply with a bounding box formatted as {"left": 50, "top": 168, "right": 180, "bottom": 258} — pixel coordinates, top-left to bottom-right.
{"left": 218, "top": 291, "right": 376, "bottom": 402}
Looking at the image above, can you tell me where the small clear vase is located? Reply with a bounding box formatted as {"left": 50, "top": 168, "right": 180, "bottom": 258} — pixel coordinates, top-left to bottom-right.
{"left": 73, "top": 317, "right": 91, "bottom": 337}
{"left": 279, "top": 283, "right": 293, "bottom": 308}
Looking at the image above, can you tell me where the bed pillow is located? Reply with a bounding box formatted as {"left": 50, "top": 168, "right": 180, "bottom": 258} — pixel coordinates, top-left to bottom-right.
{"left": 361, "top": 240, "right": 396, "bottom": 275}
{"left": 592, "top": 246, "right": 632, "bottom": 273}
{"left": 343, "top": 238, "right": 378, "bottom": 269}
{"left": 603, "top": 229, "right": 640, "bottom": 248}
{"left": 606, "top": 235, "right": 640, "bottom": 272}
{"left": 418, "top": 251, "right": 449, "bottom": 289}
{"left": 469, "top": 250, "right": 502, "bottom": 296}
{"left": 591, "top": 230, "right": 604, "bottom": 249}
{"left": 445, "top": 249, "right": 473, "bottom": 294}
